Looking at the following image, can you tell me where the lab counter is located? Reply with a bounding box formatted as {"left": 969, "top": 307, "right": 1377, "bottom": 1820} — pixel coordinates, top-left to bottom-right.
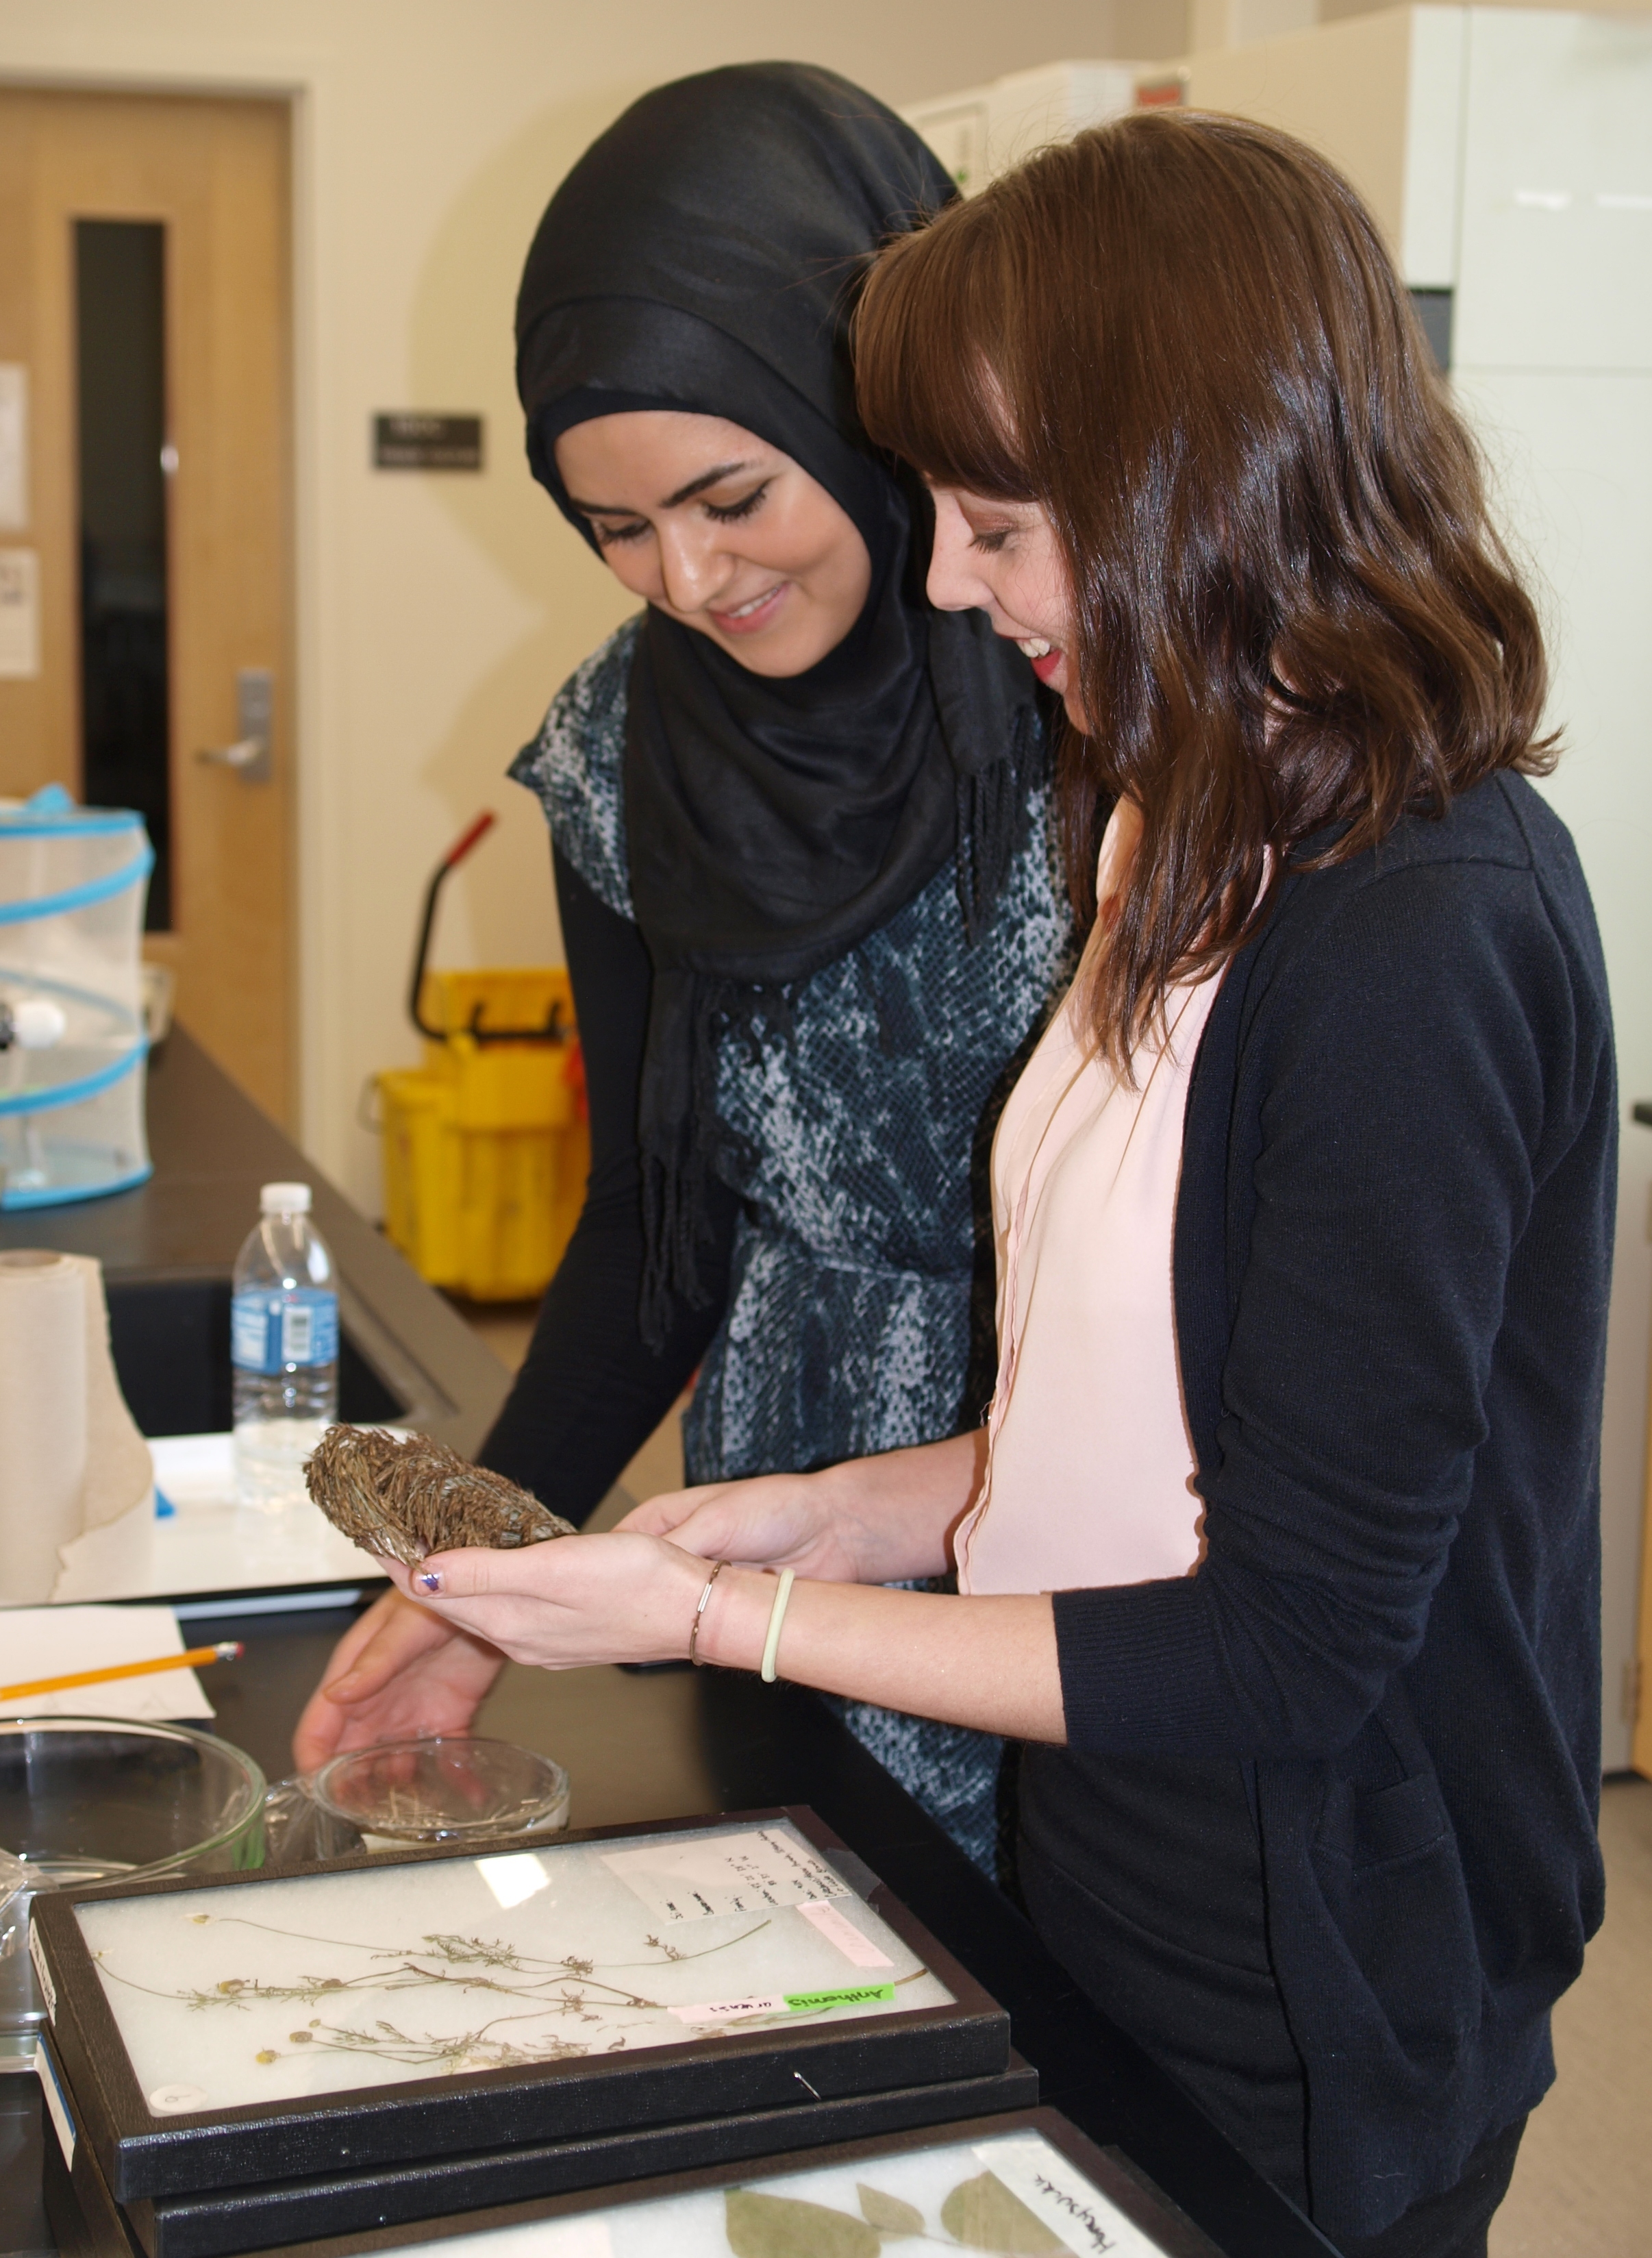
{"left": 0, "top": 1035, "right": 1334, "bottom": 2257}
{"left": 0, "top": 1028, "right": 510, "bottom": 1457}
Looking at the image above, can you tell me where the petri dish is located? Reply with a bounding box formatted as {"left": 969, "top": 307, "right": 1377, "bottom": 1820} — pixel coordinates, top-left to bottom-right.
{"left": 310, "top": 1735, "right": 570, "bottom": 1851}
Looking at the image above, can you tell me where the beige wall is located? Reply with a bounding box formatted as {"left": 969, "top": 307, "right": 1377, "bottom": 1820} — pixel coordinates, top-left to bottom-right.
{"left": 6, "top": 1, "right": 1645, "bottom": 1209}
{"left": 0, "top": 0, "right": 1162, "bottom": 1207}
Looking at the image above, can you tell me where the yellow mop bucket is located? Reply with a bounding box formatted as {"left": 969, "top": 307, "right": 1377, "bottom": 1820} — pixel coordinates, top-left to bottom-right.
{"left": 377, "top": 816, "right": 589, "bottom": 1302}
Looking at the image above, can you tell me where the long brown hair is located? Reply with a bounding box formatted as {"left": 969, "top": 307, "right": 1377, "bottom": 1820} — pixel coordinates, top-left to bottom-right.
{"left": 855, "top": 110, "right": 1554, "bottom": 1064}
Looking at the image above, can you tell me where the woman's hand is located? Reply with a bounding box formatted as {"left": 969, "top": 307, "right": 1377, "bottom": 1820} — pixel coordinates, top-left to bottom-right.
{"left": 290, "top": 1589, "right": 505, "bottom": 1773}
{"left": 618, "top": 1469, "right": 867, "bottom": 1581}
{"left": 621, "top": 1430, "right": 987, "bottom": 1587}
{"left": 380, "top": 1530, "right": 714, "bottom": 1674}
{"left": 371, "top": 1524, "right": 1064, "bottom": 1744}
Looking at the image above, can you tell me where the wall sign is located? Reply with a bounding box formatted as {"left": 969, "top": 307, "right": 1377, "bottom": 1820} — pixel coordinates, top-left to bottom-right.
{"left": 372, "top": 412, "right": 483, "bottom": 471}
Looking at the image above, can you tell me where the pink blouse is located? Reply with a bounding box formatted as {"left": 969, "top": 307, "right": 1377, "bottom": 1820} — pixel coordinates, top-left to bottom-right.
{"left": 954, "top": 801, "right": 1223, "bottom": 1596}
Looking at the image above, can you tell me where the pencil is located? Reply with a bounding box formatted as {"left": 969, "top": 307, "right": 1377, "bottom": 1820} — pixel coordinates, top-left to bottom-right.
{"left": 0, "top": 1642, "right": 245, "bottom": 1703}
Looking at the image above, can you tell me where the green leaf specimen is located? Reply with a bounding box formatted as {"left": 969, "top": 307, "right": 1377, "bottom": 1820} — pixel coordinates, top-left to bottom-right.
{"left": 725, "top": 2189, "right": 881, "bottom": 2258}
{"left": 940, "top": 2173, "right": 1071, "bottom": 2254}
{"left": 857, "top": 2184, "right": 925, "bottom": 2237}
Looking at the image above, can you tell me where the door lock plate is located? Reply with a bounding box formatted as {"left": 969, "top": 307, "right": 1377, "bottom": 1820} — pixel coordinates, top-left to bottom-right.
{"left": 197, "top": 667, "right": 273, "bottom": 781}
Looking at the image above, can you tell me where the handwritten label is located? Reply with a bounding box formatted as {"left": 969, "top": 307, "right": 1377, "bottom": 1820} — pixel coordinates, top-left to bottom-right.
{"left": 796, "top": 1896, "right": 893, "bottom": 1969}
{"left": 669, "top": 1983, "right": 896, "bottom": 2026}
{"left": 973, "top": 2137, "right": 1169, "bottom": 2257}
{"left": 669, "top": 1994, "right": 786, "bottom": 2024}
{"left": 602, "top": 1827, "right": 849, "bottom": 1924}
{"left": 784, "top": 1983, "right": 896, "bottom": 2013}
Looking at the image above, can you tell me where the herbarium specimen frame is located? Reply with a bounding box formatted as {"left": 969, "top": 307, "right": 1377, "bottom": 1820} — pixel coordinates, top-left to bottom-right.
{"left": 32, "top": 1807, "right": 1011, "bottom": 2205}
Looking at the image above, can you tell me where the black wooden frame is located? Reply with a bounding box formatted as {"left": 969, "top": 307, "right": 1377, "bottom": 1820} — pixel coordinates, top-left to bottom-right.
{"left": 32, "top": 1806, "right": 1009, "bottom": 2206}
{"left": 42, "top": 2087, "right": 1226, "bottom": 2258}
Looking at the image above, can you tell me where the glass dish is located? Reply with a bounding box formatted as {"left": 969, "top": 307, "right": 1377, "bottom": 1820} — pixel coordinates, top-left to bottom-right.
{"left": 312, "top": 1733, "right": 571, "bottom": 1851}
{"left": 262, "top": 1735, "right": 573, "bottom": 1864}
{"left": 0, "top": 1715, "right": 264, "bottom": 2061}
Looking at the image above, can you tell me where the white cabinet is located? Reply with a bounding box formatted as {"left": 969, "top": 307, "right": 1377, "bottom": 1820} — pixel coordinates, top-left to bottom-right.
{"left": 902, "top": 61, "right": 1143, "bottom": 195}
{"left": 1199, "top": 7, "right": 1652, "bottom": 1770}
{"left": 1457, "top": 10, "right": 1652, "bottom": 369}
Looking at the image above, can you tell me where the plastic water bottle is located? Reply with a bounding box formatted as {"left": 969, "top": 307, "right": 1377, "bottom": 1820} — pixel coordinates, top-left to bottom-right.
{"left": 231, "top": 1182, "right": 339, "bottom": 1509}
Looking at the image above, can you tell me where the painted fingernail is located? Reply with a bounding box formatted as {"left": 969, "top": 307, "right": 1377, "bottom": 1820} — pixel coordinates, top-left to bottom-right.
{"left": 416, "top": 1570, "right": 443, "bottom": 1593}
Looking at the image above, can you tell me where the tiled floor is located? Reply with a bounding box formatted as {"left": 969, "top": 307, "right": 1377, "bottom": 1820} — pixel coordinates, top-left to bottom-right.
{"left": 458, "top": 1295, "right": 1649, "bottom": 2254}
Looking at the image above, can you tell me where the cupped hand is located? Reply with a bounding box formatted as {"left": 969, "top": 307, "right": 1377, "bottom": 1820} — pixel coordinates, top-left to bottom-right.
{"left": 291, "top": 1588, "right": 505, "bottom": 1773}
{"left": 616, "top": 1469, "right": 865, "bottom": 1582}
{"left": 381, "top": 1528, "right": 712, "bottom": 1672}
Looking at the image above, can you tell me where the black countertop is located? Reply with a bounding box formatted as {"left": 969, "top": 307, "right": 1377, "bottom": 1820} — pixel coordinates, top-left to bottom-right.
{"left": 0, "top": 1029, "right": 510, "bottom": 1455}
{"left": 0, "top": 1036, "right": 1335, "bottom": 2257}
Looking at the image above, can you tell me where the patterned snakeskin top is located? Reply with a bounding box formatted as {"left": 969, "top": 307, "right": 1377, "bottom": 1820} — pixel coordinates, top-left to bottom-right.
{"left": 511, "top": 615, "right": 1075, "bottom": 1491}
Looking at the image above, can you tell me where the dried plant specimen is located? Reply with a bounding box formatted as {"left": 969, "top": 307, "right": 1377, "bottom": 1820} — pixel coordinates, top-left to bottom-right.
{"left": 304, "top": 1424, "right": 575, "bottom": 1565}
{"left": 92, "top": 1911, "right": 779, "bottom": 2072}
{"left": 75, "top": 1821, "right": 953, "bottom": 2115}
{"left": 940, "top": 2174, "right": 1067, "bottom": 2253}
{"left": 723, "top": 2174, "right": 1072, "bottom": 2257}
{"left": 726, "top": 2190, "right": 880, "bottom": 2258}
{"left": 856, "top": 2185, "right": 925, "bottom": 2237}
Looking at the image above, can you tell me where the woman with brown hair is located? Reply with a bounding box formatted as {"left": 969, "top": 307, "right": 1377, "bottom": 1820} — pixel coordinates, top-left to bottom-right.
{"left": 371, "top": 111, "right": 1614, "bottom": 2256}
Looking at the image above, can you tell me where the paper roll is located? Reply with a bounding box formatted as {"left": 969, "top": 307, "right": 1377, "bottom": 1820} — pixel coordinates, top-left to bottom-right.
{"left": 0, "top": 1250, "right": 153, "bottom": 1606}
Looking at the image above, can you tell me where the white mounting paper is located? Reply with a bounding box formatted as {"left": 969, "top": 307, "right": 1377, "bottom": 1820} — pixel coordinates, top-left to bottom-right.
{"left": 73, "top": 1818, "right": 951, "bottom": 2111}
{"left": 599, "top": 1826, "right": 849, "bottom": 1924}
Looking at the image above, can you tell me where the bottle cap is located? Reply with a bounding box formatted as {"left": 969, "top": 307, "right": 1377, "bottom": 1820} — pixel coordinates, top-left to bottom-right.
{"left": 260, "top": 1181, "right": 312, "bottom": 1214}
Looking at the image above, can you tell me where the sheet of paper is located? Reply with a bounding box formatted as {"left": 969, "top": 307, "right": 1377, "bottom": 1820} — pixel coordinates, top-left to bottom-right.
{"left": 600, "top": 1825, "right": 850, "bottom": 1924}
{"left": 122, "top": 1432, "right": 384, "bottom": 1603}
{"left": 0, "top": 1604, "right": 212, "bottom": 1720}
{"left": 975, "top": 2136, "right": 1171, "bottom": 2257}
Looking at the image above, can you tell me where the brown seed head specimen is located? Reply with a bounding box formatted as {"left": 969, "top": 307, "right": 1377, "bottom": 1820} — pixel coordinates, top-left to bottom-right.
{"left": 304, "top": 1426, "right": 576, "bottom": 1565}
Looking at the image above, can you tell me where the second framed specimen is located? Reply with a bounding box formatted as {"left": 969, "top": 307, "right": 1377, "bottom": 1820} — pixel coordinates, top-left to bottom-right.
{"left": 42, "top": 2102, "right": 1229, "bottom": 2258}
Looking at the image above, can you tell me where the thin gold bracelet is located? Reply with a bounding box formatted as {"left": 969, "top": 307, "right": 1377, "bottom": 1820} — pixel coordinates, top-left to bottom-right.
{"left": 688, "top": 1560, "right": 728, "bottom": 1667}
{"left": 760, "top": 1568, "right": 796, "bottom": 1685}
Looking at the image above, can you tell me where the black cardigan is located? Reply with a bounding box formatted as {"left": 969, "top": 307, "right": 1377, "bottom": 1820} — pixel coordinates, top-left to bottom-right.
{"left": 1051, "top": 773, "right": 1614, "bottom": 2242}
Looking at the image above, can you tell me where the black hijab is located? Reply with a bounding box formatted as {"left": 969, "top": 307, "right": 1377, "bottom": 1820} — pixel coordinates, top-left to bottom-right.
{"left": 516, "top": 62, "right": 1039, "bottom": 1338}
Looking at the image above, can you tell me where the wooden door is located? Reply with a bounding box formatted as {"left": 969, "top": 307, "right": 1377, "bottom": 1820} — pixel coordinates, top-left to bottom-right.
{"left": 0, "top": 90, "right": 295, "bottom": 1124}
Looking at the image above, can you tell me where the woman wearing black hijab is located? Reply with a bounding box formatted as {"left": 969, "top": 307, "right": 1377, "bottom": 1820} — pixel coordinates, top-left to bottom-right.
{"left": 295, "top": 63, "right": 1072, "bottom": 1871}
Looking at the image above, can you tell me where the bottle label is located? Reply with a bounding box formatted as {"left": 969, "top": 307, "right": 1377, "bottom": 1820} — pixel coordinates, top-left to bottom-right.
{"left": 231, "top": 1289, "right": 339, "bottom": 1374}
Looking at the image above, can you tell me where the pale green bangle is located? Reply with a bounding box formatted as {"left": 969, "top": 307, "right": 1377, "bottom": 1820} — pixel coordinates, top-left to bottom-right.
{"left": 760, "top": 1567, "right": 796, "bottom": 1684}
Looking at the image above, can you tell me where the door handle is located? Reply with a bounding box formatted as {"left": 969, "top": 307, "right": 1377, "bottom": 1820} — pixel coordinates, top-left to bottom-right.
{"left": 197, "top": 667, "right": 273, "bottom": 782}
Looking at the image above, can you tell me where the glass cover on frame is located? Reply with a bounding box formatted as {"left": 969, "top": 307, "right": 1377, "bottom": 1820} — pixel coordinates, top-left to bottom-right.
{"left": 73, "top": 1819, "right": 955, "bottom": 2115}
{"left": 405, "top": 2128, "right": 1178, "bottom": 2257}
